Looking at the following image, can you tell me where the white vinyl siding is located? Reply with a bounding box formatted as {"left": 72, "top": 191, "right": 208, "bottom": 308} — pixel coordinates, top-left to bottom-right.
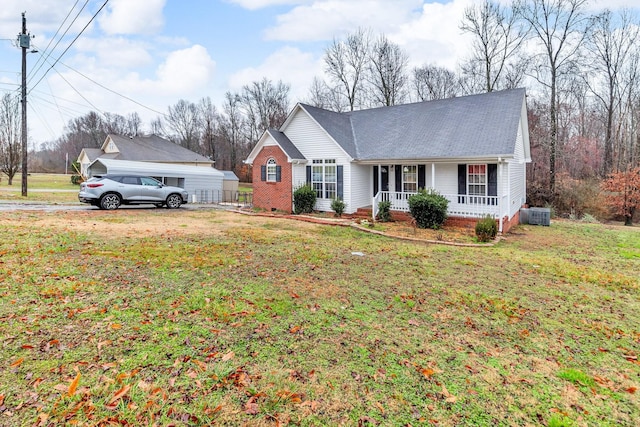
{"left": 283, "top": 109, "right": 352, "bottom": 212}
{"left": 508, "top": 125, "right": 527, "bottom": 218}
{"left": 431, "top": 164, "right": 458, "bottom": 195}
{"left": 349, "top": 164, "right": 370, "bottom": 213}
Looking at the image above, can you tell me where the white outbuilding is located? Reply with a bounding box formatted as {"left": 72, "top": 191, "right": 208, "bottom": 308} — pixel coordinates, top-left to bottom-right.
{"left": 87, "top": 158, "right": 224, "bottom": 202}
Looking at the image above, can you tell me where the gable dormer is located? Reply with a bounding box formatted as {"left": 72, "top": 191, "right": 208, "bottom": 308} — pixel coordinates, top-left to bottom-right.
{"left": 101, "top": 135, "right": 120, "bottom": 154}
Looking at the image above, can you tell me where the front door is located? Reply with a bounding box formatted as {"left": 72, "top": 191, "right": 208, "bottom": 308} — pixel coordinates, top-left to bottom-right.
{"left": 373, "top": 166, "right": 390, "bottom": 196}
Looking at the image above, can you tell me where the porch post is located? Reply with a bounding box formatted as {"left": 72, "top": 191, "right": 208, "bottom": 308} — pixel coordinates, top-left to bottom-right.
{"left": 431, "top": 163, "right": 435, "bottom": 188}
{"left": 499, "top": 160, "right": 504, "bottom": 232}
{"left": 372, "top": 164, "right": 382, "bottom": 222}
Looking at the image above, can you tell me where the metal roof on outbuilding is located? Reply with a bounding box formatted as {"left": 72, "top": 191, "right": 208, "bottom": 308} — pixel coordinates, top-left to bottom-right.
{"left": 88, "top": 158, "right": 223, "bottom": 178}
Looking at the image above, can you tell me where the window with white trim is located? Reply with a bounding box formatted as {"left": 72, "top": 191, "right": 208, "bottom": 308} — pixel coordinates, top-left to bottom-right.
{"left": 266, "top": 158, "right": 277, "bottom": 182}
{"left": 312, "top": 159, "right": 336, "bottom": 199}
{"left": 468, "top": 164, "right": 486, "bottom": 203}
{"left": 402, "top": 165, "right": 417, "bottom": 192}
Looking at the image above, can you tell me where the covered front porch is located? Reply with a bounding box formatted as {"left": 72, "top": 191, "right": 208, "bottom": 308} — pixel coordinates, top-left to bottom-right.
{"left": 366, "top": 162, "right": 510, "bottom": 231}
{"left": 371, "top": 191, "right": 507, "bottom": 229}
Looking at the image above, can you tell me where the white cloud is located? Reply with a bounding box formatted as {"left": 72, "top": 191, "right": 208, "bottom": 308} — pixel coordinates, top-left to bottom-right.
{"left": 227, "top": 0, "right": 312, "bottom": 11}
{"left": 41, "top": 44, "right": 216, "bottom": 139}
{"left": 264, "top": 0, "right": 423, "bottom": 41}
{"left": 0, "top": 1, "right": 94, "bottom": 39}
{"left": 229, "top": 46, "right": 321, "bottom": 101}
{"left": 392, "top": 0, "right": 475, "bottom": 70}
{"left": 98, "top": 0, "right": 166, "bottom": 35}
{"left": 154, "top": 45, "right": 217, "bottom": 95}
{"left": 71, "top": 37, "right": 154, "bottom": 69}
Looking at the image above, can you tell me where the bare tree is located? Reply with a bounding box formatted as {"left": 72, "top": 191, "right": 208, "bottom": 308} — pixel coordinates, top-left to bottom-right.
{"left": 150, "top": 117, "right": 164, "bottom": 136}
{"left": 518, "top": 0, "right": 591, "bottom": 198}
{"left": 103, "top": 112, "right": 141, "bottom": 137}
{"left": 198, "top": 97, "right": 219, "bottom": 162}
{"left": 368, "top": 34, "right": 409, "bottom": 106}
{"left": 460, "top": 0, "right": 528, "bottom": 93}
{"left": 219, "top": 91, "right": 244, "bottom": 173}
{"left": 125, "top": 112, "right": 142, "bottom": 137}
{"left": 585, "top": 8, "right": 640, "bottom": 174}
{"left": 241, "top": 78, "right": 290, "bottom": 147}
{"left": 0, "top": 94, "right": 21, "bottom": 184}
{"left": 165, "top": 99, "right": 201, "bottom": 152}
{"left": 412, "top": 64, "right": 460, "bottom": 101}
{"left": 324, "top": 28, "right": 371, "bottom": 111}
{"left": 306, "top": 77, "right": 344, "bottom": 111}
{"left": 620, "top": 49, "right": 640, "bottom": 168}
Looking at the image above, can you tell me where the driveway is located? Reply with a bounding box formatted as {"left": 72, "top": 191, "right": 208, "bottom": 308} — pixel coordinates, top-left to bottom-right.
{"left": 0, "top": 201, "right": 227, "bottom": 212}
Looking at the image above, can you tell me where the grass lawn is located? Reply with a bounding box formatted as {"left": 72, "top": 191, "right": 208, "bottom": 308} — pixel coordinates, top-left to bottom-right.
{"left": 0, "top": 210, "right": 638, "bottom": 426}
{"left": 0, "top": 174, "right": 79, "bottom": 204}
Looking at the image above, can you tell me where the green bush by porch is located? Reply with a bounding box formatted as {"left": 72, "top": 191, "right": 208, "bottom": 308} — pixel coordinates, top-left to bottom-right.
{"left": 408, "top": 189, "right": 449, "bottom": 229}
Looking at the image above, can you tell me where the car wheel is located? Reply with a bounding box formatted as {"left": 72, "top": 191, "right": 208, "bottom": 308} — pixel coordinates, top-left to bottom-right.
{"left": 166, "top": 194, "right": 182, "bottom": 209}
{"left": 100, "top": 193, "right": 121, "bottom": 210}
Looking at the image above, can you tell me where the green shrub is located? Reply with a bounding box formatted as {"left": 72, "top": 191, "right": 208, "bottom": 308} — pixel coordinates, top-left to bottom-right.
{"left": 475, "top": 215, "right": 498, "bottom": 242}
{"left": 293, "top": 185, "right": 316, "bottom": 214}
{"left": 408, "top": 189, "right": 448, "bottom": 229}
{"left": 376, "top": 200, "right": 392, "bottom": 222}
{"left": 70, "top": 175, "right": 82, "bottom": 185}
{"left": 331, "top": 198, "right": 346, "bottom": 217}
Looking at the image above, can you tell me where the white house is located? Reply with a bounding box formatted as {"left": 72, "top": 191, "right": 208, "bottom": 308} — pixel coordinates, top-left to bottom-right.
{"left": 245, "top": 89, "right": 531, "bottom": 232}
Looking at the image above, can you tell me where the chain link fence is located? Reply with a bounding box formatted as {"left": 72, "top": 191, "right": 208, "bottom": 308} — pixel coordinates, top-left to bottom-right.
{"left": 190, "top": 190, "right": 252, "bottom": 208}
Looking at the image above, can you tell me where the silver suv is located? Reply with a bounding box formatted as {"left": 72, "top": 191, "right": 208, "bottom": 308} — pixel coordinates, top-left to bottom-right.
{"left": 79, "top": 175, "right": 188, "bottom": 210}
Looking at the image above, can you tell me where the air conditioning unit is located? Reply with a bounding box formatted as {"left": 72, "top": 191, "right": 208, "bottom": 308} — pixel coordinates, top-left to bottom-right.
{"left": 528, "top": 207, "right": 551, "bottom": 226}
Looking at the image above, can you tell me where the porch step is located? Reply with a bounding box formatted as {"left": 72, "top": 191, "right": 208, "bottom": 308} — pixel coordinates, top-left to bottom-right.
{"left": 353, "top": 207, "right": 373, "bottom": 219}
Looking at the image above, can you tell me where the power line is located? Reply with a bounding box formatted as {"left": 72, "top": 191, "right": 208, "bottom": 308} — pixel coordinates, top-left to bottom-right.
{"left": 27, "top": 0, "right": 86, "bottom": 83}
{"left": 55, "top": 60, "right": 168, "bottom": 117}
{"left": 28, "top": 0, "right": 110, "bottom": 93}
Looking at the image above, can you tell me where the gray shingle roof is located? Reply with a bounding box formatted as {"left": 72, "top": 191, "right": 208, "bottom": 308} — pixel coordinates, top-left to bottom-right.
{"left": 104, "top": 134, "right": 212, "bottom": 163}
{"left": 267, "top": 129, "right": 306, "bottom": 160}
{"left": 82, "top": 148, "right": 104, "bottom": 161}
{"left": 299, "top": 88, "right": 526, "bottom": 161}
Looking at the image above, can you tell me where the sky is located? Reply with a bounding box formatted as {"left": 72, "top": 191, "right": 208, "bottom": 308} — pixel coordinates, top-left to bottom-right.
{"left": 0, "top": 0, "right": 636, "bottom": 147}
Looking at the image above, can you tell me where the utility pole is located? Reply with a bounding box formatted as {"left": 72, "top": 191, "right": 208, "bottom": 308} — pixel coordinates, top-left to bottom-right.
{"left": 19, "top": 12, "right": 29, "bottom": 197}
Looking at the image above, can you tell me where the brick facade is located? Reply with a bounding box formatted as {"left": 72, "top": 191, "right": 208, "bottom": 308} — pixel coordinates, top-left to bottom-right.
{"left": 252, "top": 145, "right": 293, "bottom": 213}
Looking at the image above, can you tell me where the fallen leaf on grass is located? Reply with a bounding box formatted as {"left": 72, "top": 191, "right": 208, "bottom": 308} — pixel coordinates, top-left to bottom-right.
{"left": 625, "top": 387, "right": 636, "bottom": 394}
{"left": 68, "top": 372, "right": 81, "bottom": 396}
{"left": 98, "top": 340, "right": 112, "bottom": 351}
{"left": 420, "top": 368, "right": 435, "bottom": 379}
{"left": 244, "top": 396, "right": 259, "bottom": 415}
{"left": 222, "top": 351, "right": 235, "bottom": 362}
{"left": 289, "top": 325, "right": 301, "bottom": 334}
{"left": 440, "top": 385, "right": 457, "bottom": 403}
{"left": 105, "top": 384, "right": 131, "bottom": 410}
{"left": 10, "top": 358, "right": 24, "bottom": 367}
{"left": 193, "top": 359, "right": 208, "bottom": 371}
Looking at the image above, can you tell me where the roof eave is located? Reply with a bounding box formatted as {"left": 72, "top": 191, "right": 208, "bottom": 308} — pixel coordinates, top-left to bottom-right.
{"left": 353, "top": 154, "right": 517, "bottom": 164}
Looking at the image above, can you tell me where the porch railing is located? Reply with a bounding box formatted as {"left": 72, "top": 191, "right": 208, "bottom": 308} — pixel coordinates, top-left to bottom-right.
{"left": 372, "top": 191, "right": 507, "bottom": 230}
